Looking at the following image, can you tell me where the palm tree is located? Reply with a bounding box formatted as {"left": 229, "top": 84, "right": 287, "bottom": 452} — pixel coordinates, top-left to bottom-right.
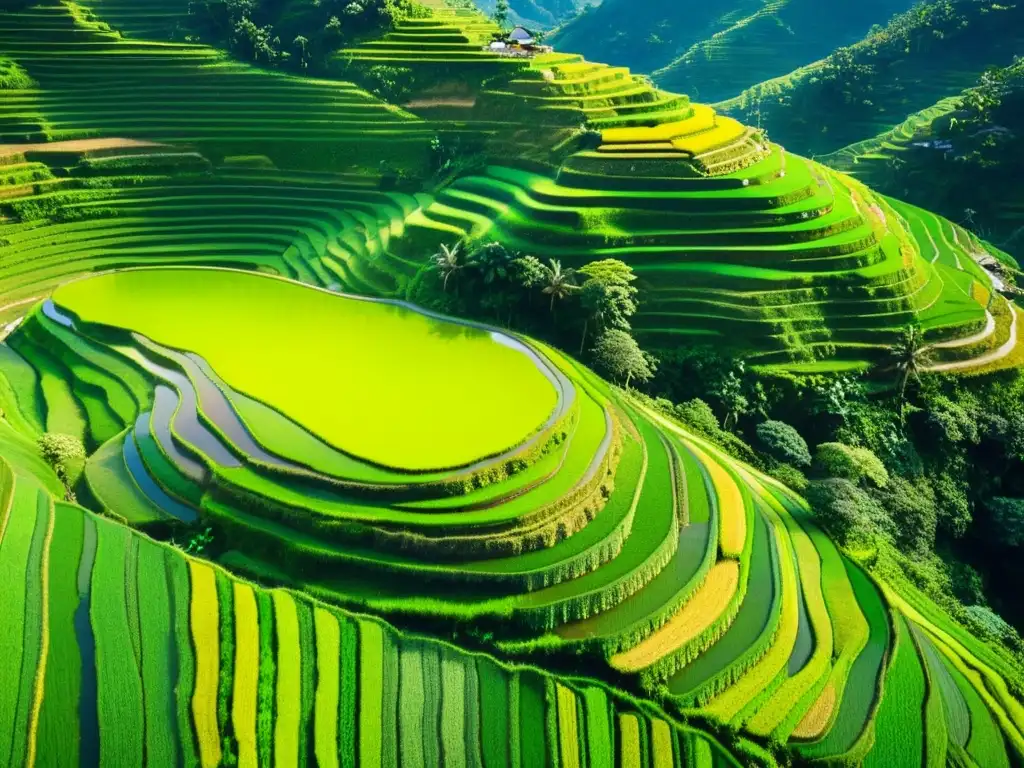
{"left": 432, "top": 242, "right": 464, "bottom": 292}
{"left": 889, "top": 325, "right": 931, "bottom": 418}
{"left": 541, "top": 259, "right": 577, "bottom": 312}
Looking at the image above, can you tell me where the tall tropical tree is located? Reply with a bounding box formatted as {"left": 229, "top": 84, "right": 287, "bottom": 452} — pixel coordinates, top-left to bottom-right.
{"left": 579, "top": 279, "right": 608, "bottom": 354}
{"left": 432, "top": 241, "right": 464, "bottom": 292}
{"left": 541, "top": 258, "right": 577, "bottom": 312}
{"left": 889, "top": 324, "right": 931, "bottom": 417}
{"left": 475, "top": 242, "right": 514, "bottom": 285}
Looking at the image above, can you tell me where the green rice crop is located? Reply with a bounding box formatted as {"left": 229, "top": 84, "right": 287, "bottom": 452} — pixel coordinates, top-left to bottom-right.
{"left": 90, "top": 517, "right": 144, "bottom": 766}
{"left": 519, "top": 672, "right": 547, "bottom": 768}
{"left": 339, "top": 618, "right": 358, "bottom": 768}
{"left": 939, "top": 641, "right": 1011, "bottom": 768}
{"left": 863, "top": 615, "right": 925, "bottom": 767}
{"left": 11, "top": 340, "right": 87, "bottom": 442}
{"left": 272, "top": 590, "right": 301, "bottom": 768}
{"left": 53, "top": 267, "right": 557, "bottom": 471}
{"left": 214, "top": 570, "right": 238, "bottom": 766}
{"left": 313, "top": 607, "right": 340, "bottom": 768}
{"left": 35, "top": 504, "right": 83, "bottom": 768}
{"left": 668, "top": 509, "right": 776, "bottom": 699}
{"left": 651, "top": 719, "right": 674, "bottom": 768}
{"left": 462, "top": 653, "right": 484, "bottom": 767}
{"left": 83, "top": 431, "right": 166, "bottom": 525}
{"left": 438, "top": 651, "right": 466, "bottom": 765}
{"left": 358, "top": 620, "right": 384, "bottom": 768}
{"left": 232, "top": 582, "right": 261, "bottom": 768}
{"left": 556, "top": 683, "right": 581, "bottom": 768}
{"left": 618, "top": 713, "right": 642, "bottom": 768}
{"left": 583, "top": 688, "right": 612, "bottom": 768}
{"left": 296, "top": 600, "right": 316, "bottom": 764}
{"left": 2, "top": 484, "right": 47, "bottom": 768}
{"left": 0, "top": 345, "right": 46, "bottom": 434}
{"left": 478, "top": 659, "right": 510, "bottom": 768}
{"left": 800, "top": 560, "right": 890, "bottom": 759}
{"left": 255, "top": 591, "right": 276, "bottom": 768}
{"left": 167, "top": 551, "right": 199, "bottom": 768}
{"left": 915, "top": 625, "right": 970, "bottom": 748}
{"left": 137, "top": 539, "right": 180, "bottom": 765}
{"left": 915, "top": 628, "right": 949, "bottom": 768}
{"left": 420, "top": 645, "right": 442, "bottom": 766}
{"left": 398, "top": 642, "right": 426, "bottom": 768}
{"left": 381, "top": 631, "right": 400, "bottom": 768}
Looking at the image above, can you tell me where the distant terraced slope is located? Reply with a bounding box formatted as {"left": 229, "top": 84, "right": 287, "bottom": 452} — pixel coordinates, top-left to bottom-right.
{"left": 549, "top": 0, "right": 915, "bottom": 102}
{"left": 0, "top": 1, "right": 433, "bottom": 171}
{"left": 2, "top": 266, "right": 1022, "bottom": 765}
{"left": 716, "top": 0, "right": 1024, "bottom": 159}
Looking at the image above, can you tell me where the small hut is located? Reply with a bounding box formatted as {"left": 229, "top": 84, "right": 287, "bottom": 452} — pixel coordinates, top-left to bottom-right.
{"left": 508, "top": 26, "right": 536, "bottom": 46}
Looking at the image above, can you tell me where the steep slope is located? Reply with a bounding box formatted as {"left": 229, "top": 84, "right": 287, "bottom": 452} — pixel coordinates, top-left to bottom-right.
{"left": 717, "top": 0, "right": 1024, "bottom": 158}
{"left": 823, "top": 60, "right": 1024, "bottom": 262}
{"left": 550, "top": 0, "right": 916, "bottom": 102}
{"left": 474, "top": 0, "right": 592, "bottom": 31}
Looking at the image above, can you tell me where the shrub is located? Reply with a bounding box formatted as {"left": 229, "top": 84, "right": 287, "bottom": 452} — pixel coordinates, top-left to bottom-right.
{"left": 672, "top": 398, "right": 721, "bottom": 435}
{"left": 756, "top": 420, "right": 811, "bottom": 467}
{"left": 38, "top": 433, "right": 86, "bottom": 468}
{"left": 805, "top": 478, "right": 882, "bottom": 545}
{"left": 948, "top": 560, "right": 986, "bottom": 605}
{"left": 964, "top": 605, "right": 1018, "bottom": 645}
{"left": 986, "top": 497, "right": 1024, "bottom": 547}
{"left": 813, "top": 442, "right": 889, "bottom": 487}
{"left": 766, "top": 463, "right": 808, "bottom": 493}
{"left": 876, "top": 476, "right": 937, "bottom": 555}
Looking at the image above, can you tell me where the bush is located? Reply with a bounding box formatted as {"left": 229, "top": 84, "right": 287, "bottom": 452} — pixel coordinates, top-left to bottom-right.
{"left": 805, "top": 478, "right": 882, "bottom": 545}
{"left": 672, "top": 398, "right": 721, "bottom": 435}
{"left": 876, "top": 476, "right": 937, "bottom": 555}
{"left": 986, "top": 497, "right": 1024, "bottom": 547}
{"left": 964, "top": 605, "right": 1018, "bottom": 645}
{"left": 756, "top": 420, "right": 811, "bottom": 467}
{"left": 813, "top": 442, "right": 889, "bottom": 488}
{"left": 766, "top": 463, "right": 808, "bottom": 493}
{"left": 38, "top": 433, "right": 85, "bottom": 470}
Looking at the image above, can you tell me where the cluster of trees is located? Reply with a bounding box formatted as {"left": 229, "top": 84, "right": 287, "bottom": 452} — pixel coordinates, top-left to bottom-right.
{"left": 182, "top": 0, "right": 423, "bottom": 73}
{"left": 419, "top": 240, "right": 659, "bottom": 387}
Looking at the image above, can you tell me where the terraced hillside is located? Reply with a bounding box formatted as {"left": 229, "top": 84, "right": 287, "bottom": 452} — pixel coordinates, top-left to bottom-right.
{"left": 0, "top": 0, "right": 433, "bottom": 172}
{"left": 716, "top": 0, "right": 1024, "bottom": 160}
{"left": 3, "top": 0, "right": 1012, "bottom": 372}
{"left": 395, "top": 96, "right": 1016, "bottom": 370}
{"left": 0, "top": 454, "right": 737, "bottom": 767}
{"left": 1, "top": 265, "right": 1021, "bottom": 765}
{"left": 549, "top": 0, "right": 916, "bottom": 102}
{"left": 1, "top": 0, "right": 1023, "bottom": 764}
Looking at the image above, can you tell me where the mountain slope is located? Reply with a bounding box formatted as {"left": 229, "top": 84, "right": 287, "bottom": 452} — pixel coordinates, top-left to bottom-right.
{"left": 716, "top": 0, "right": 1024, "bottom": 158}
{"left": 828, "top": 59, "right": 1024, "bottom": 261}
{"left": 550, "top": 0, "right": 916, "bottom": 102}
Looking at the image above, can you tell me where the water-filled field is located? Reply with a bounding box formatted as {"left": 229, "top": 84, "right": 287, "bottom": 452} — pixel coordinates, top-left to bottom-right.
{"left": 53, "top": 268, "right": 559, "bottom": 470}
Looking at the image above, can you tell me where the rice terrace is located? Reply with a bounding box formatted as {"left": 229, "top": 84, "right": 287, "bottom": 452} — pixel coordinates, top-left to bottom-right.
{"left": 1, "top": 0, "right": 1023, "bottom": 766}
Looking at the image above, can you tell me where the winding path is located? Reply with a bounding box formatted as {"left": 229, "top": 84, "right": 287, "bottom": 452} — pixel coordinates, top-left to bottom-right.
{"left": 926, "top": 301, "right": 1019, "bottom": 372}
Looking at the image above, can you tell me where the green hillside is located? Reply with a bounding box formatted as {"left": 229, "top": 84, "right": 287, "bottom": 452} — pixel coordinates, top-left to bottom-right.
{"left": 549, "top": 0, "right": 916, "bottom": 103}
{"left": 1, "top": 0, "right": 1023, "bottom": 765}
{"left": 823, "top": 59, "right": 1024, "bottom": 262}
{"left": 716, "top": 0, "right": 1024, "bottom": 159}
